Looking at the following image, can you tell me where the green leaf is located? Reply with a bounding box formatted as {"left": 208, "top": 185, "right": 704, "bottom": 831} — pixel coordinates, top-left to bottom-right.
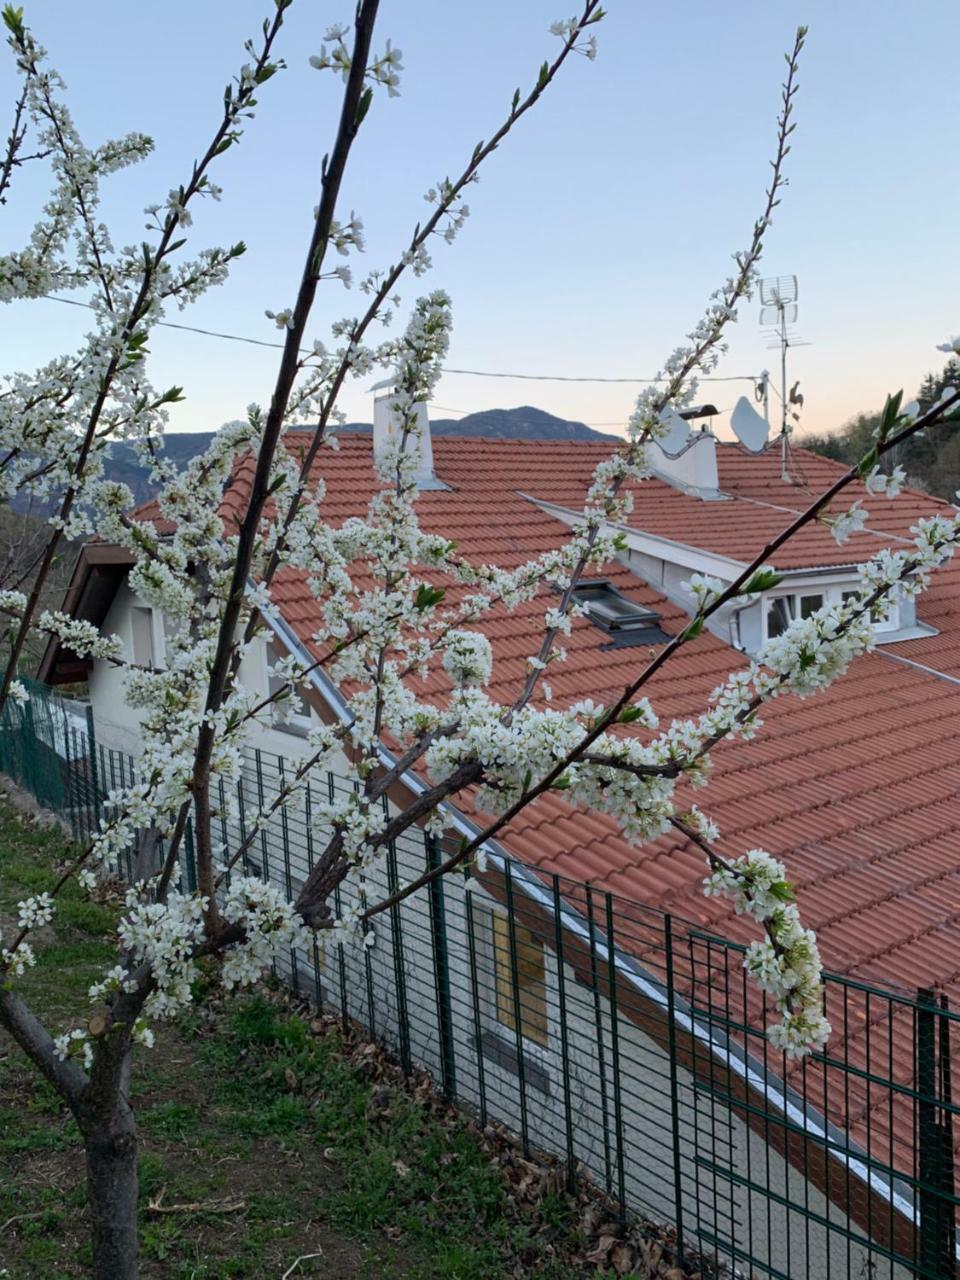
{"left": 413, "top": 584, "right": 445, "bottom": 611}
{"left": 2, "top": 5, "right": 24, "bottom": 38}
{"left": 537, "top": 60, "right": 549, "bottom": 89}
{"left": 742, "top": 569, "right": 783, "bottom": 594}
{"left": 355, "top": 87, "right": 373, "bottom": 126}
{"left": 856, "top": 445, "right": 879, "bottom": 477}
{"left": 875, "top": 390, "right": 904, "bottom": 444}
{"left": 619, "top": 705, "right": 647, "bottom": 724}
{"left": 511, "top": 87, "right": 521, "bottom": 112}
{"left": 681, "top": 617, "right": 704, "bottom": 642}
{"left": 212, "top": 136, "right": 234, "bottom": 157}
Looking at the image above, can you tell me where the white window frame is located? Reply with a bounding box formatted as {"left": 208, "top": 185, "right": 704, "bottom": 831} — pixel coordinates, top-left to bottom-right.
{"left": 264, "top": 644, "right": 312, "bottom": 736}
{"left": 130, "top": 605, "right": 156, "bottom": 668}
{"left": 158, "top": 611, "right": 184, "bottom": 668}
{"left": 764, "top": 583, "right": 900, "bottom": 640}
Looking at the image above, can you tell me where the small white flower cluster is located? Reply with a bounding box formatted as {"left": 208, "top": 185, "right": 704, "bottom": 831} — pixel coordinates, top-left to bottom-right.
{"left": 829, "top": 502, "right": 869, "bottom": 546}
{"left": 0, "top": 924, "right": 36, "bottom": 976}
{"left": 309, "top": 24, "right": 352, "bottom": 80}
{"left": 705, "top": 850, "right": 829, "bottom": 1057}
{"left": 17, "top": 893, "right": 54, "bottom": 929}
{"left": 368, "top": 40, "right": 403, "bottom": 97}
{"left": 685, "top": 572, "right": 725, "bottom": 610}
{"left": 53, "top": 1028, "right": 93, "bottom": 1071}
{"left": 549, "top": 16, "right": 598, "bottom": 60}
{"left": 7, "top": 680, "right": 28, "bottom": 707}
{"left": 442, "top": 630, "right": 492, "bottom": 688}
{"left": 39, "top": 611, "right": 123, "bottom": 661}
{"left": 220, "top": 876, "right": 311, "bottom": 989}
{"left": 864, "top": 464, "right": 906, "bottom": 499}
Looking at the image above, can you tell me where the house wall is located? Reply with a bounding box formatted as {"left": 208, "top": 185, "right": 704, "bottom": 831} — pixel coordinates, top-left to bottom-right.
{"left": 87, "top": 583, "right": 329, "bottom": 765}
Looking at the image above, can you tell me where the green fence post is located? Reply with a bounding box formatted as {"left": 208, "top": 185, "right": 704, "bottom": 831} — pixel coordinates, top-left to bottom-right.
{"left": 664, "top": 914, "right": 687, "bottom": 1266}
{"left": 585, "top": 883, "right": 613, "bottom": 1195}
{"left": 604, "top": 893, "right": 627, "bottom": 1215}
{"left": 504, "top": 859, "right": 530, "bottom": 1156}
{"left": 427, "top": 831, "right": 456, "bottom": 1100}
{"left": 384, "top": 796, "right": 411, "bottom": 1073}
{"left": 551, "top": 874, "right": 577, "bottom": 1192}
{"left": 464, "top": 869, "right": 487, "bottom": 1125}
{"left": 184, "top": 819, "right": 197, "bottom": 894}
{"left": 917, "top": 987, "right": 955, "bottom": 1277}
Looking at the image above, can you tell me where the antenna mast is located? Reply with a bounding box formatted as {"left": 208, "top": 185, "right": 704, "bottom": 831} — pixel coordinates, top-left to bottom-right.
{"left": 759, "top": 275, "right": 809, "bottom": 482}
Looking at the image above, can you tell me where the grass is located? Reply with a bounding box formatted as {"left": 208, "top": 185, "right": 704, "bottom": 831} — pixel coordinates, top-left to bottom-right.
{"left": 0, "top": 795, "right": 645, "bottom": 1279}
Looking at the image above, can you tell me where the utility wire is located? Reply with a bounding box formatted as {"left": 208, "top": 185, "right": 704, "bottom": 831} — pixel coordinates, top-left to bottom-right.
{"left": 39, "top": 294, "right": 759, "bottom": 388}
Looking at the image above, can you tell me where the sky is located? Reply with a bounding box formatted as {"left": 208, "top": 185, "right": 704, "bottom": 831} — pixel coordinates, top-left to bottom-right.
{"left": 2, "top": 1, "right": 958, "bottom": 443}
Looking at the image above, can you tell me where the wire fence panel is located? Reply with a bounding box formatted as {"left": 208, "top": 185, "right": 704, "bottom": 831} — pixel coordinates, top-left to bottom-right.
{"left": 2, "top": 689, "right": 957, "bottom": 1279}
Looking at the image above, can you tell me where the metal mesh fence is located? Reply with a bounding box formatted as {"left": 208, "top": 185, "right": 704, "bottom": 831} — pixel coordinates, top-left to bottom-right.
{"left": 2, "top": 691, "right": 957, "bottom": 1279}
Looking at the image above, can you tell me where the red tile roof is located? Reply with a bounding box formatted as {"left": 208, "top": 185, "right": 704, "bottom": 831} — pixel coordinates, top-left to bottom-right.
{"left": 136, "top": 429, "right": 960, "bottom": 1174}
{"left": 516, "top": 435, "right": 951, "bottom": 570}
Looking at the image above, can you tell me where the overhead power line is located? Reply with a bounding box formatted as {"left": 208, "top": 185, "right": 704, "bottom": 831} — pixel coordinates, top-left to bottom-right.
{"left": 39, "top": 293, "right": 757, "bottom": 387}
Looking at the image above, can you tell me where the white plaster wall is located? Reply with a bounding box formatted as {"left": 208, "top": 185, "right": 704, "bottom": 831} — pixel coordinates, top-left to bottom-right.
{"left": 88, "top": 581, "right": 152, "bottom": 758}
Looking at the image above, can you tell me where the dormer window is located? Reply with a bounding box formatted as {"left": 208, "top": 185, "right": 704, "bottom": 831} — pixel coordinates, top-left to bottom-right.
{"left": 765, "top": 591, "right": 824, "bottom": 639}
{"left": 571, "top": 580, "right": 671, "bottom": 644}
{"left": 765, "top": 586, "right": 900, "bottom": 640}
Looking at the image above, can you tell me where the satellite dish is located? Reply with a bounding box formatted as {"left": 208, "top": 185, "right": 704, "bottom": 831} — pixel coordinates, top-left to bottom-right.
{"left": 656, "top": 408, "right": 692, "bottom": 456}
{"left": 731, "top": 395, "right": 770, "bottom": 453}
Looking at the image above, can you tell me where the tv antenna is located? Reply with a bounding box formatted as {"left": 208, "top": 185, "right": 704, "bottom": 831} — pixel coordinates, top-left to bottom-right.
{"left": 759, "top": 275, "right": 810, "bottom": 480}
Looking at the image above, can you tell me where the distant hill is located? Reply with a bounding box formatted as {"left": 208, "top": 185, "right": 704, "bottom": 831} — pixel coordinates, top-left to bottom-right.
{"left": 19, "top": 407, "right": 613, "bottom": 512}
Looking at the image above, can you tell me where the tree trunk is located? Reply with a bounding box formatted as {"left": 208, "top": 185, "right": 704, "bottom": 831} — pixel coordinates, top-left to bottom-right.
{"left": 84, "top": 1108, "right": 139, "bottom": 1280}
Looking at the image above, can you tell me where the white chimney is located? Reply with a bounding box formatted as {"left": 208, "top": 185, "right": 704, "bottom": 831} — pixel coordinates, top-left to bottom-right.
{"left": 371, "top": 379, "right": 446, "bottom": 489}
{"left": 647, "top": 429, "right": 721, "bottom": 499}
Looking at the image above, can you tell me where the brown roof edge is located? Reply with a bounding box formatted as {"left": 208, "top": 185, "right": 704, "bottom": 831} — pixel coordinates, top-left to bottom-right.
{"left": 36, "top": 542, "right": 135, "bottom": 685}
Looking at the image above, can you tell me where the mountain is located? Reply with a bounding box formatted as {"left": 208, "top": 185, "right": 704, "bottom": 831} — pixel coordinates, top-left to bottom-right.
{"left": 19, "top": 408, "right": 614, "bottom": 512}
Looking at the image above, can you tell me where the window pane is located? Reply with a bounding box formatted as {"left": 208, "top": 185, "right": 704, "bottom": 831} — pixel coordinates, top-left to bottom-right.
{"left": 799, "top": 593, "right": 824, "bottom": 619}
{"left": 492, "top": 912, "right": 548, "bottom": 1047}
{"left": 572, "top": 583, "right": 659, "bottom": 631}
{"left": 767, "top": 597, "right": 793, "bottom": 638}
{"left": 269, "top": 669, "right": 309, "bottom": 721}
{"left": 131, "top": 607, "right": 154, "bottom": 667}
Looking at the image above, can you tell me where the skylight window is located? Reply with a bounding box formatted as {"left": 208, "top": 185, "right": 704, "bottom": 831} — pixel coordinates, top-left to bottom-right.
{"left": 571, "top": 580, "right": 671, "bottom": 644}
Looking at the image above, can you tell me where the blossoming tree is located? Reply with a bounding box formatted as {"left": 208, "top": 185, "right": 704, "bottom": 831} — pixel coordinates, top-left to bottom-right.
{"left": 1, "top": 3, "right": 959, "bottom": 1277}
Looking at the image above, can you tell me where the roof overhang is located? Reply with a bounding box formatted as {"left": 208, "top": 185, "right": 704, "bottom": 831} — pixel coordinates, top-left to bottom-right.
{"left": 36, "top": 542, "right": 135, "bottom": 685}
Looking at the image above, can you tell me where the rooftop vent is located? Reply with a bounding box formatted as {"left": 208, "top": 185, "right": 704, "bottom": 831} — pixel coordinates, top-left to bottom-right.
{"left": 571, "top": 580, "right": 671, "bottom": 646}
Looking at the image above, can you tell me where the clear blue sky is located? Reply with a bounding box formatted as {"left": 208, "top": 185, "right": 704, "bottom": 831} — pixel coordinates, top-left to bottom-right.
{"left": 2, "top": 1, "right": 958, "bottom": 440}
